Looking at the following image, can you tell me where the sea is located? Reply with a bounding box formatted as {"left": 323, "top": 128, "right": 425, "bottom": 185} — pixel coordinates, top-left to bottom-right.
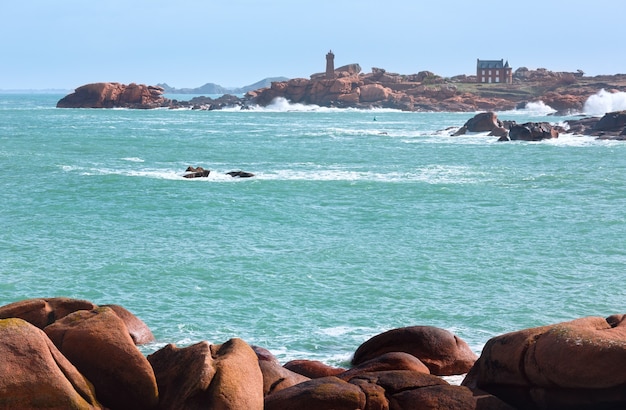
{"left": 1, "top": 92, "right": 625, "bottom": 370}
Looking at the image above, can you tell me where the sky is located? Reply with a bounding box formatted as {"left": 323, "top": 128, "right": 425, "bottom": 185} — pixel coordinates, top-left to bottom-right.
{"left": 1, "top": 0, "right": 625, "bottom": 90}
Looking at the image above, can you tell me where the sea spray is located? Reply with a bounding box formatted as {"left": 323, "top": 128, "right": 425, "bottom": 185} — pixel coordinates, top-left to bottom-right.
{"left": 583, "top": 89, "right": 626, "bottom": 116}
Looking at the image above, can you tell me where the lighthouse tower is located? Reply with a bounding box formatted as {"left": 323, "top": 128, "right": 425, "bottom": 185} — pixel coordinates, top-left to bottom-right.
{"left": 326, "top": 50, "right": 336, "bottom": 79}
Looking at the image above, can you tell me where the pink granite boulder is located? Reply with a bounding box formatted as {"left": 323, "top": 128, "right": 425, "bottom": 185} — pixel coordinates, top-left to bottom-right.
{"left": 463, "top": 315, "right": 626, "bottom": 409}
{"left": 352, "top": 326, "right": 477, "bottom": 376}
{"left": 252, "top": 346, "right": 310, "bottom": 396}
{"left": 283, "top": 359, "right": 346, "bottom": 379}
{"left": 148, "top": 338, "right": 263, "bottom": 410}
{"left": 44, "top": 307, "right": 159, "bottom": 410}
{"left": 0, "top": 318, "right": 103, "bottom": 409}
{"left": 0, "top": 297, "right": 97, "bottom": 328}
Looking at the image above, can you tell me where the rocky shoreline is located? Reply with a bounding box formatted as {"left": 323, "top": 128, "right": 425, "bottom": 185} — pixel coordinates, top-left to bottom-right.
{"left": 55, "top": 72, "right": 626, "bottom": 140}
{"left": 56, "top": 65, "right": 626, "bottom": 115}
{"left": 1, "top": 297, "right": 625, "bottom": 409}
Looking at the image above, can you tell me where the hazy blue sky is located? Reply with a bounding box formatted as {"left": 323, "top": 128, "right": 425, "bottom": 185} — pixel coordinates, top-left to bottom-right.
{"left": 1, "top": 0, "right": 624, "bottom": 89}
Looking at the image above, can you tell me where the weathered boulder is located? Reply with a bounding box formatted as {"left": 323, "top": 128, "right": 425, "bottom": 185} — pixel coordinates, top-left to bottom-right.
{"left": 462, "top": 315, "right": 626, "bottom": 409}
{"left": 148, "top": 340, "right": 263, "bottom": 409}
{"left": 265, "top": 369, "right": 513, "bottom": 410}
{"left": 504, "top": 122, "right": 559, "bottom": 141}
{"left": 44, "top": 307, "right": 159, "bottom": 410}
{"left": 252, "top": 346, "right": 310, "bottom": 396}
{"left": 264, "top": 376, "right": 366, "bottom": 410}
{"left": 348, "top": 371, "right": 513, "bottom": 410}
{"left": 0, "top": 318, "right": 103, "bottom": 410}
{"left": 183, "top": 166, "right": 210, "bottom": 178}
{"left": 283, "top": 359, "right": 345, "bottom": 379}
{"left": 0, "top": 297, "right": 97, "bottom": 328}
{"left": 359, "top": 83, "right": 391, "bottom": 103}
{"left": 57, "top": 82, "right": 169, "bottom": 109}
{"left": 594, "top": 110, "right": 626, "bottom": 131}
{"left": 338, "top": 351, "right": 430, "bottom": 380}
{"left": 226, "top": 170, "right": 254, "bottom": 178}
{"left": 452, "top": 111, "right": 502, "bottom": 136}
{"left": 100, "top": 303, "right": 155, "bottom": 344}
{"left": 352, "top": 326, "right": 477, "bottom": 376}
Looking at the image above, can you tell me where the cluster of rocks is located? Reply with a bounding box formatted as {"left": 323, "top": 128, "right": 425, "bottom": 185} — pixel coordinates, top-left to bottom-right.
{"left": 451, "top": 110, "right": 626, "bottom": 141}
{"left": 451, "top": 112, "right": 560, "bottom": 141}
{"left": 56, "top": 83, "right": 170, "bottom": 109}
{"left": 565, "top": 110, "right": 626, "bottom": 139}
{"left": 54, "top": 83, "right": 248, "bottom": 111}
{"left": 1, "top": 297, "right": 625, "bottom": 409}
{"left": 183, "top": 166, "right": 255, "bottom": 179}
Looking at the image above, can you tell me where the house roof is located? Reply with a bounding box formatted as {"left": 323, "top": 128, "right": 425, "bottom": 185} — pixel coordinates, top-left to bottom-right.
{"left": 477, "top": 59, "right": 507, "bottom": 69}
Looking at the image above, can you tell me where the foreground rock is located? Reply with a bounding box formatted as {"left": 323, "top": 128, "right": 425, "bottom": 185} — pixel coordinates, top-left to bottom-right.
{"left": 56, "top": 83, "right": 170, "bottom": 109}
{"left": 352, "top": 325, "right": 478, "bottom": 376}
{"left": 45, "top": 307, "right": 159, "bottom": 410}
{"left": 463, "top": 315, "right": 626, "bottom": 409}
{"left": 265, "top": 371, "right": 512, "bottom": 410}
{"left": 2, "top": 297, "right": 625, "bottom": 409}
{"left": 148, "top": 339, "right": 264, "bottom": 410}
{"left": 0, "top": 318, "right": 103, "bottom": 409}
{"left": 0, "top": 297, "right": 97, "bottom": 328}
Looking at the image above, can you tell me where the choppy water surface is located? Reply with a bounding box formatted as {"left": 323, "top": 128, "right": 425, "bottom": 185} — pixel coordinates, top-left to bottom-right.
{"left": 1, "top": 93, "right": 625, "bottom": 365}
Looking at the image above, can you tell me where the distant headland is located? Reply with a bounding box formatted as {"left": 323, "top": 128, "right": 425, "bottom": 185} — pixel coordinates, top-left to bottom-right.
{"left": 57, "top": 52, "right": 626, "bottom": 115}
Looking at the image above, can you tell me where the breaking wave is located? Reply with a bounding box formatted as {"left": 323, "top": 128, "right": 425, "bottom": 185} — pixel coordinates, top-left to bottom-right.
{"left": 583, "top": 89, "right": 626, "bottom": 116}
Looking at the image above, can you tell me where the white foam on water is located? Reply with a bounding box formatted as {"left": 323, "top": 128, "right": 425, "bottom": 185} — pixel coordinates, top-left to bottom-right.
{"left": 583, "top": 89, "right": 626, "bottom": 116}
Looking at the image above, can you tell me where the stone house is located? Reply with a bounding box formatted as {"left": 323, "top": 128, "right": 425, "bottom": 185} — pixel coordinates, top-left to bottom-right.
{"left": 476, "top": 59, "right": 512, "bottom": 84}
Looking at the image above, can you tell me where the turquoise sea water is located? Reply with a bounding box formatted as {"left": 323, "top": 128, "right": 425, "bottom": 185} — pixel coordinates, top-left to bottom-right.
{"left": 1, "top": 93, "right": 625, "bottom": 366}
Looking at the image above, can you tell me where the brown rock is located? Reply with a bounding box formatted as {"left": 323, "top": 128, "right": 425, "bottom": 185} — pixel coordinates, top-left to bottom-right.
{"left": 594, "top": 110, "right": 626, "bottom": 131}
{"left": 338, "top": 351, "right": 430, "bottom": 380}
{"left": 465, "top": 112, "right": 501, "bottom": 132}
{"left": 57, "top": 82, "right": 169, "bottom": 109}
{"left": 148, "top": 342, "right": 215, "bottom": 409}
{"left": 0, "top": 318, "right": 103, "bottom": 409}
{"left": 359, "top": 84, "right": 391, "bottom": 103}
{"left": 348, "top": 371, "right": 514, "bottom": 410}
{"left": 463, "top": 315, "right": 626, "bottom": 409}
{"left": 252, "top": 346, "right": 310, "bottom": 396}
{"left": 149, "top": 340, "right": 263, "bottom": 409}
{"left": 352, "top": 326, "right": 477, "bottom": 376}
{"left": 391, "top": 384, "right": 514, "bottom": 410}
{"left": 264, "top": 376, "right": 366, "bottom": 410}
{"left": 100, "top": 304, "right": 155, "bottom": 344}
{"left": 283, "top": 359, "right": 345, "bottom": 379}
{"left": 44, "top": 307, "right": 159, "bottom": 410}
{"left": 0, "top": 297, "right": 97, "bottom": 328}
{"left": 507, "top": 122, "right": 558, "bottom": 141}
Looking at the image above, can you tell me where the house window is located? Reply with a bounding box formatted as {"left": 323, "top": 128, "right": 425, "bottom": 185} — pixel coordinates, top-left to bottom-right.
{"left": 489, "top": 70, "right": 492, "bottom": 75}
{"left": 496, "top": 77, "right": 500, "bottom": 83}
{"left": 482, "top": 70, "right": 485, "bottom": 75}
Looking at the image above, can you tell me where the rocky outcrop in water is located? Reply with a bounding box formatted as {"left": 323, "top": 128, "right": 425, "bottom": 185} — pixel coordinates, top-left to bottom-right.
{"left": 565, "top": 110, "right": 626, "bottom": 139}
{"left": 56, "top": 82, "right": 170, "bottom": 109}
{"left": 452, "top": 112, "right": 560, "bottom": 141}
